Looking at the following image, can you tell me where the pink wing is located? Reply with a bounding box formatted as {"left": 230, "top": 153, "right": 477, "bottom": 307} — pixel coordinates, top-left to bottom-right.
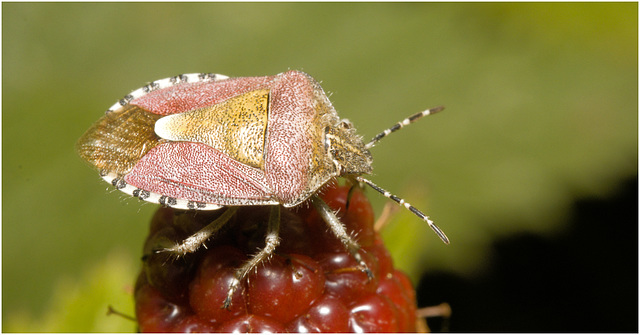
{"left": 125, "top": 142, "right": 277, "bottom": 206}
{"left": 131, "top": 76, "right": 274, "bottom": 115}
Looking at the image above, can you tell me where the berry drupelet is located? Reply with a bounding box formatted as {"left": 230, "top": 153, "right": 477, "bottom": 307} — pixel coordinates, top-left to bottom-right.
{"left": 135, "top": 183, "right": 419, "bottom": 332}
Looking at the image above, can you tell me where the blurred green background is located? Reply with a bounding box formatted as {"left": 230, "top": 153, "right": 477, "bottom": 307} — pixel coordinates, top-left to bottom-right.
{"left": 3, "top": 3, "right": 636, "bottom": 332}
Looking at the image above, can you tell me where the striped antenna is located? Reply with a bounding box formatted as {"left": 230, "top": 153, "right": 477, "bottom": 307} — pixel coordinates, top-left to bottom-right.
{"left": 355, "top": 176, "right": 450, "bottom": 244}
{"left": 365, "top": 106, "right": 444, "bottom": 149}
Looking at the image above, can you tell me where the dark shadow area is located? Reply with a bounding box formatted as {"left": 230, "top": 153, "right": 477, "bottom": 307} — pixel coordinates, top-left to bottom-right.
{"left": 418, "top": 176, "right": 638, "bottom": 332}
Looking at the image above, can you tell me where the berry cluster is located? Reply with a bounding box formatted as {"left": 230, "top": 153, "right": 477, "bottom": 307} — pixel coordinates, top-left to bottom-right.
{"left": 135, "top": 184, "right": 418, "bottom": 332}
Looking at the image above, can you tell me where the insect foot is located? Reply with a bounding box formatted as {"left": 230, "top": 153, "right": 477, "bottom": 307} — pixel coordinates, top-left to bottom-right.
{"left": 311, "top": 195, "right": 374, "bottom": 280}
{"left": 135, "top": 184, "right": 421, "bottom": 332}
{"left": 157, "top": 207, "right": 239, "bottom": 256}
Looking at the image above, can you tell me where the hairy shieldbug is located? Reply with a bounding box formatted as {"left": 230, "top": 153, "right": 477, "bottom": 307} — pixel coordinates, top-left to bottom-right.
{"left": 77, "top": 70, "right": 448, "bottom": 308}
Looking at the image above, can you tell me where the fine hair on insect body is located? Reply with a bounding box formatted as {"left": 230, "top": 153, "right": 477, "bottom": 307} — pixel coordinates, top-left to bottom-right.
{"left": 76, "top": 71, "right": 448, "bottom": 308}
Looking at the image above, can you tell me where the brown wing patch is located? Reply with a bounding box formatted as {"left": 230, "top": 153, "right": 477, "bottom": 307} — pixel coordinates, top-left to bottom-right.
{"left": 154, "top": 89, "right": 269, "bottom": 169}
{"left": 76, "top": 105, "right": 164, "bottom": 175}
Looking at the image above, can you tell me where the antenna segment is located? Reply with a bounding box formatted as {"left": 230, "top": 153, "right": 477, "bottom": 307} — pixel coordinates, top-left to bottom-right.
{"left": 365, "top": 106, "right": 444, "bottom": 149}
{"left": 355, "top": 176, "right": 450, "bottom": 244}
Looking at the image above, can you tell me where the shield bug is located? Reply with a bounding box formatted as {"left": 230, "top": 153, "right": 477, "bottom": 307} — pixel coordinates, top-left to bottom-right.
{"left": 77, "top": 70, "right": 448, "bottom": 308}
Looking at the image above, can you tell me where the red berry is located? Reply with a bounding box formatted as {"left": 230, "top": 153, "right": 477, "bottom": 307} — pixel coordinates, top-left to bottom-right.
{"left": 370, "top": 236, "right": 395, "bottom": 279}
{"left": 286, "top": 295, "right": 351, "bottom": 332}
{"left": 349, "top": 294, "right": 400, "bottom": 332}
{"left": 246, "top": 253, "right": 324, "bottom": 324}
{"left": 319, "top": 250, "right": 379, "bottom": 303}
{"left": 171, "top": 315, "right": 216, "bottom": 333}
{"left": 189, "top": 245, "right": 248, "bottom": 323}
{"left": 377, "top": 273, "right": 417, "bottom": 332}
{"left": 217, "top": 314, "right": 287, "bottom": 333}
{"left": 135, "top": 275, "right": 189, "bottom": 333}
{"left": 135, "top": 184, "right": 419, "bottom": 332}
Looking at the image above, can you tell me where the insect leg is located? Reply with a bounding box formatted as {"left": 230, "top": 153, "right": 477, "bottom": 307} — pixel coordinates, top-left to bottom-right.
{"left": 311, "top": 195, "right": 373, "bottom": 279}
{"left": 223, "top": 205, "right": 281, "bottom": 309}
{"left": 160, "top": 207, "right": 239, "bottom": 255}
{"left": 344, "top": 183, "right": 358, "bottom": 211}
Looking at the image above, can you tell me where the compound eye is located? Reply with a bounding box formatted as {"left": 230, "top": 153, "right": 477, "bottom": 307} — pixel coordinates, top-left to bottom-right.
{"left": 339, "top": 120, "right": 352, "bottom": 129}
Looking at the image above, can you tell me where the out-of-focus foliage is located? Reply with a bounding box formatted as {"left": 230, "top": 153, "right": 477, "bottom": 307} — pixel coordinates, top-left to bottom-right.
{"left": 4, "top": 251, "right": 137, "bottom": 332}
{"left": 3, "top": 3, "right": 636, "bottom": 331}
